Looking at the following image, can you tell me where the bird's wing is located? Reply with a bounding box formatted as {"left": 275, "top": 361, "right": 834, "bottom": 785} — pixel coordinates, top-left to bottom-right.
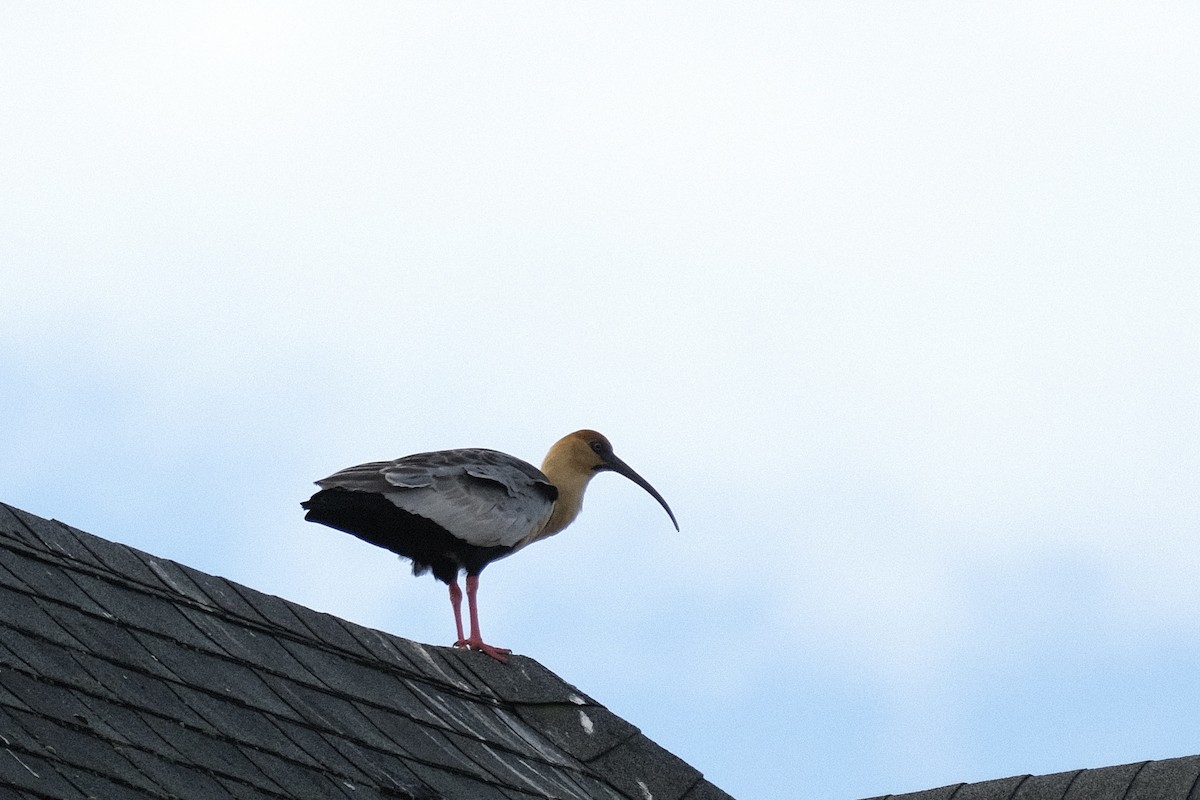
{"left": 315, "top": 449, "right": 557, "bottom": 549}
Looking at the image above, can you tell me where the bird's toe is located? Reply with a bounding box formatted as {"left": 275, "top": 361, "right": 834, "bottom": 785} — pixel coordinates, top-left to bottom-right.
{"left": 454, "top": 637, "right": 512, "bottom": 663}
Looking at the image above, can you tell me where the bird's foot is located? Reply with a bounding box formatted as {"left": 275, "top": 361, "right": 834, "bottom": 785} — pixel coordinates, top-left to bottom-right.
{"left": 454, "top": 637, "right": 512, "bottom": 663}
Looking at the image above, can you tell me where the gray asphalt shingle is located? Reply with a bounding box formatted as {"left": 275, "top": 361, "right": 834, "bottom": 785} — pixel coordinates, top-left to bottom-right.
{"left": 862, "top": 757, "right": 1200, "bottom": 800}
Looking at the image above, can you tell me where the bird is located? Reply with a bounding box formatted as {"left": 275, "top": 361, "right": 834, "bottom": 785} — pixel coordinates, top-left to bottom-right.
{"left": 301, "top": 430, "right": 678, "bottom": 662}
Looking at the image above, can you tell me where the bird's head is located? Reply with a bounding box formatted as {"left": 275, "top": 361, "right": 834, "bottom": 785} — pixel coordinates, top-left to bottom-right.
{"left": 545, "top": 430, "right": 679, "bottom": 531}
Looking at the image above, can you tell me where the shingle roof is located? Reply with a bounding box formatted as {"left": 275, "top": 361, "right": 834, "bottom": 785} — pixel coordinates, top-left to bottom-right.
{"left": 863, "top": 757, "right": 1200, "bottom": 800}
{"left": 0, "top": 501, "right": 731, "bottom": 800}
{"left": 4, "top": 500, "right": 1198, "bottom": 800}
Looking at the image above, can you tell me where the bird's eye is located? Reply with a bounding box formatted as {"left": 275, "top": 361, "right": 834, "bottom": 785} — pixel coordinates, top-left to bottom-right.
{"left": 590, "top": 440, "right": 604, "bottom": 453}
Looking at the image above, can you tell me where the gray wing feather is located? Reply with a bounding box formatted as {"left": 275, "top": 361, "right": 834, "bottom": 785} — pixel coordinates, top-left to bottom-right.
{"left": 314, "top": 449, "right": 556, "bottom": 549}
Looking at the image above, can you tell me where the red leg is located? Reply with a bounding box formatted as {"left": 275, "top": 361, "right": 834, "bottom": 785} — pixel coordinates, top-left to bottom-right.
{"left": 452, "top": 574, "right": 511, "bottom": 663}
{"left": 448, "top": 579, "right": 465, "bottom": 644}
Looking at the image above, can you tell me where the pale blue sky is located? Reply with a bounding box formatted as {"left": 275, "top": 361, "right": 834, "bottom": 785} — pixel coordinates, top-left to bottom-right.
{"left": 4, "top": 3, "right": 1199, "bottom": 798}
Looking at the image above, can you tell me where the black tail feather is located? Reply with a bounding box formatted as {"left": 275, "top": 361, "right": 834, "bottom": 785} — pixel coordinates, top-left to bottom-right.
{"left": 301, "top": 488, "right": 510, "bottom": 583}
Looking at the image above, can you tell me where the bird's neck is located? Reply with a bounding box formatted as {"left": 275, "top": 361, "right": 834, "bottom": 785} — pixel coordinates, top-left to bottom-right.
{"left": 539, "top": 458, "right": 595, "bottom": 538}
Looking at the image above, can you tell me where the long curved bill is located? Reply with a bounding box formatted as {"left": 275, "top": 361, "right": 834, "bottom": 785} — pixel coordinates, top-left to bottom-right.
{"left": 603, "top": 453, "right": 680, "bottom": 531}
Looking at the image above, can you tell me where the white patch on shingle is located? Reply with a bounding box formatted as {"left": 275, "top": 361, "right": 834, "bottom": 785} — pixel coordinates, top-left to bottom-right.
{"left": 407, "top": 642, "right": 472, "bottom": 690}
{"left": 578, "top": 709, "right": 594, "bottom": 735}
{"left": 567, "top": 693, "right": 586, "bottom": 705}
{"left": 7, "top": 749, "right": 40, "bottom": 778}
{"left": 637, "top": 779, "right": 653, "bottom": 800}
{"left": 494, "top": 708, "right": 575, "bottom": 766}
{"left": 146, "top": 558, "right": 193, "bottom": 598}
